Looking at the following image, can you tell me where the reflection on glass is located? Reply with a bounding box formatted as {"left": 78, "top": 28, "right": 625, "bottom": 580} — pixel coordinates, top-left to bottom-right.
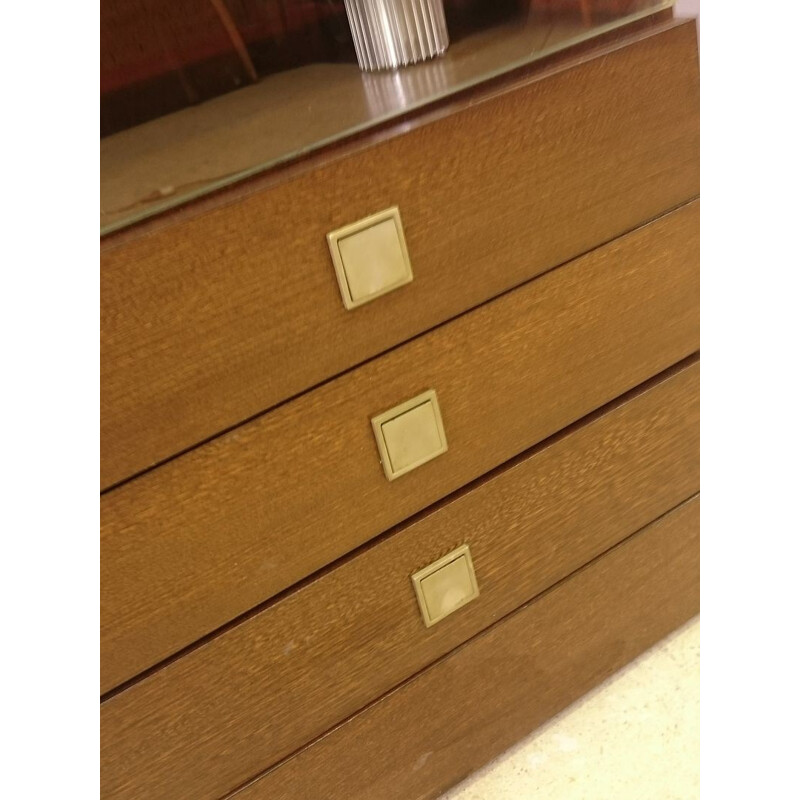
{"left": 101, "top": 0, "right": 674, "bottom": 234}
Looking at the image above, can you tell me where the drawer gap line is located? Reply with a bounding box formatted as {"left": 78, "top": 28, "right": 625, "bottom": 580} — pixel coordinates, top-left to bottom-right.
{"left": 100, "top": 352, "right": 698, "bottom": 703}
{"left": 101, "top": 196, "right": 699, "bottom": 497}
{"left": 222, "top": 493, "right": 700, "bottom": 800}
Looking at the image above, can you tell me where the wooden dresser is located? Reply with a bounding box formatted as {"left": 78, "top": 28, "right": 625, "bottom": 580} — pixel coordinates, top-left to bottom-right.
{"left": 101, "top": 12, "right": 699, "bottom": 799}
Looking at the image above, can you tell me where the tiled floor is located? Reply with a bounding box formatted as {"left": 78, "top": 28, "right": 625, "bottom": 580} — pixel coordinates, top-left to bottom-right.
{"left": 440, "top": 617, "right": 700, "bottom": 800}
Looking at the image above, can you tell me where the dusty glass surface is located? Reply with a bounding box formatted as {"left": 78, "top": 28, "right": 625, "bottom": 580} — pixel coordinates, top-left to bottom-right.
{"left": 101, "top": 0, "right": 674, "bottom": 235}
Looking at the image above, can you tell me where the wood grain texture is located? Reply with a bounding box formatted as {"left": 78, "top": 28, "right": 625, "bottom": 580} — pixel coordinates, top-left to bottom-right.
{"left": 100, "top": 8, "right": 675, "bottom": 224}
{"left": 100, "top": 357, "right": 699, "bottom": 800}
{"left": 101, "top": 200, "right": 699, "bottom": 693}
{"left": 100, "top": 19, "right": 700, "bottom": 489}
{"left": 229, "top": 495, "right": 701, "bottom": 800}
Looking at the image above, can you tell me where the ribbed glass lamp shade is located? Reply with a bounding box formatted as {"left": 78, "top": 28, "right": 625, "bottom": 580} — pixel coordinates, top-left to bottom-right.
{"left": 344, "top": 0, "right": 450, "bottom": 71}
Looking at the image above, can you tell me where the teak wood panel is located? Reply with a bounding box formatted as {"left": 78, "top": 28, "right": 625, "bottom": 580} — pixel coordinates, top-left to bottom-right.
{"left": 100, "top": 9, "right": 675, "bottom": 216}
{"left": 100, "top": 358, "right": 699, "bottom": 800}
{"left": 100, "top": 200, "right": 699, "bottom": 693}
{"left": 100, "top": 20, "right": 700, "bottom": 489}
{"left": 231, "top": 496, "right": 700, "bottom": 800}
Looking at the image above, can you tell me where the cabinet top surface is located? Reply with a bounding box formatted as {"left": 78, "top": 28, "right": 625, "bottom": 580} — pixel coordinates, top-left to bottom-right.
{"left": 100, "top": 1, "right": 675, "bottom": 236}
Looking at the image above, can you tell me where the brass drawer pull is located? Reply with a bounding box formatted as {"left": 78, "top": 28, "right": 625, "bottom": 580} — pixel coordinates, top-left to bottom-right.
{"left": 371, "top": 389, "right": 447, "bottom": 480}
{"left": 411, "top": 544, "right": 479, "bottom": 627}
{"left": 327, "top": 206, "right": 413, "bottom": 309}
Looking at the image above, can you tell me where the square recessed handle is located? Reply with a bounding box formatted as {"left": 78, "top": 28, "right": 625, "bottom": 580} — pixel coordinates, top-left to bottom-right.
{"left": 371, "top": 389, "right": 447, "bottom": 481}
{"left": 411, "top": 544, "right": 479, "bottom": 627}
{"left": 327, "top": 207, "right": 413, "bottom": 310}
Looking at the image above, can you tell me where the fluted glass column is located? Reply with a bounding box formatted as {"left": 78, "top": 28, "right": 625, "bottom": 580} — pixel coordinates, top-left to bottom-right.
{"left": 344, "top": 0, "right": 450, "bottom": 71}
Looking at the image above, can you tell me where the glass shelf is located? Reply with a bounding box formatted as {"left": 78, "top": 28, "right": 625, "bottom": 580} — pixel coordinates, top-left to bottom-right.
{"left": 101, "top": 0, "right": 674, "bottom": 235}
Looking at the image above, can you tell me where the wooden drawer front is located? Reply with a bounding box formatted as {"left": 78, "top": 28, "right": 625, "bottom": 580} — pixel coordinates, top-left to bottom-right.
{"left": 100, "top": 19, "right": 700, "bottom": 489}
{"left": 101, "top": 200, "right": 699, "bottom": 693}
{"left": 101, "top": 358, "right": 699, "bottom": 800}
{"left": 231, "top": 496, "right": 700, "bottom": 800}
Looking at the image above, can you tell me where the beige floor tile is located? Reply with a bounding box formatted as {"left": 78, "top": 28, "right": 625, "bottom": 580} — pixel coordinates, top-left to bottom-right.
{"left": 439, "top": 617, "right": 700, "bottom": 800}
